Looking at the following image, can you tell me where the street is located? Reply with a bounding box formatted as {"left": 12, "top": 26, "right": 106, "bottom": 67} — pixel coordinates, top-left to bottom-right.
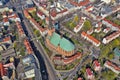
{"left": 4, "top": 0, "right": 59, "bottom": 80}
{"left": 23, "top": 18, "right": 59, "bottom": 80}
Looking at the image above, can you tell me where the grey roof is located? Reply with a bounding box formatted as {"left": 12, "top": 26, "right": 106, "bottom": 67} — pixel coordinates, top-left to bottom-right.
{"left": 101, "top": 5, "right": 112, "bottom": 14}
{"left": 22, "top": 54, "right": 36, "bottom": 65}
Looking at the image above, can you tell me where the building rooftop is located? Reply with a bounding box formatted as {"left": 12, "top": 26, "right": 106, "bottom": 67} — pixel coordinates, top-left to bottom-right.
{"left": 50, "top": 32, "right": 75, "bottom": 52}
{"left": 114, "top": 48, "right": 120, "bottom": 57}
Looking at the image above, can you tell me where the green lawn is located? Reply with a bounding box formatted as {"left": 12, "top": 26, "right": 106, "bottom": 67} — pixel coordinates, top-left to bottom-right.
{"left": 101, "top": 70, "right": 117, "bottom": 80}
{"left": 100, "top": 38, "right": 120, "bottom": 59}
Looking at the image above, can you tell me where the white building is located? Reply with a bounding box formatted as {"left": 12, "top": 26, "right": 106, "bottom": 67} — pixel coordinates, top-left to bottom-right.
{"left": 101, "top": 0, "right": 111, "bottom": 4}
{"left": 102, "top": 30, "right": 120, "bottom": 44}
{"left": 37, "top": 11, "right": 45, "bottom": 20}
{"left": 102, "top": 19, "right": 119, "bottom": 31}
{"left": 81, "top": 31, "right": 101, "bottom": 47}
{"left": 104, "top": 61, "right": 120, "bottom": 74}
{"left": 74, "top": 17, "right": 86, "bottom": 33}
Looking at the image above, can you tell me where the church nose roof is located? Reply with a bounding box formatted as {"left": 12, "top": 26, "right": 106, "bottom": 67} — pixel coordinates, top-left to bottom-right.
{"left": 50, "top": 32, "right": 75, "bottom": 51}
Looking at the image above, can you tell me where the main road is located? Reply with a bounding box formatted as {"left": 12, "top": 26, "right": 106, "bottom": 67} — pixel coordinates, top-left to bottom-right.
{"left": 23, "top": 18, "right": 59, "bottom": 80}
{"left": 5, "top": 0, "right": 59, "bottom": 80}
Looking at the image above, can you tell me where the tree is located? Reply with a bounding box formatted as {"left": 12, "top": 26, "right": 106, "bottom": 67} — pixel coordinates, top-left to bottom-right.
{"left": 73, "top": 15, "right": 79, "bottom": 23}
{"left": 106, "top": 16, "right": 112, "bottom": 20}
{"left": 108, "top": 53, "right": 114, "bottom": 59}
{"left": 114, "top": 19, "right": 120, "bottom": 26}
{"left": 111, "top": 39, "right": 120, "bottom": 47}
{"left": 83, "top": 20, "right": 92, "bottom": 31}
{"left": 100, "top": 46, "right": 109, "bottom": 58}
{"left": 13, "top": 42, "right": 17, "bottom": 48}
{"left": 34, "top": 30, "right": 40, "bottom": 37}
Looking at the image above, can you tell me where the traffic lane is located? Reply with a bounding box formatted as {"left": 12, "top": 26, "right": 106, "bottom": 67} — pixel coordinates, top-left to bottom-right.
{"left": 23, "top": 19, "right": 58, "bottom": 80}
{"left": 32, "top": 39, "right": 58, "bottom": 80}
{"left": 31, "top": 41, "right": 48, "bottom": 80}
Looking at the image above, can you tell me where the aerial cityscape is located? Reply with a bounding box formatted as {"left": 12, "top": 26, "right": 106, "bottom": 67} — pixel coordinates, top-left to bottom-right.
{"left": 0, "top": 0, "right": 120, "bottom": 80}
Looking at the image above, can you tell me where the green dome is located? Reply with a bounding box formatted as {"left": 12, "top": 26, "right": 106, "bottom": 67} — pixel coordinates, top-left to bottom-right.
{"left": 50, "top": 32, "right": 75, "bottom": 51}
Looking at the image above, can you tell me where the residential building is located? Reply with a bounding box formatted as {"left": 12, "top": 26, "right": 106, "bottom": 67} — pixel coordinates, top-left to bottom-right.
{"left": 94, "top": 27, "right": 102, "bottom": 33}
{"left": 103, "top": 27, "right": 111, "bottom": 33}
{"left": 93, "top": 60, "right": 101, "bottom": 71}
{"left": 3, "top": 17, "right": 9, "bottom": 26}
{"left": 23, "top": 9, "right": 31, "bottom": 19}
{"left": 102, "top": 18, "right": 120, "bottom": 30}
{"left": 2, "top": 12, "right": 7, "bottom": 18}
{"left": 74, "top": 17, "right": 86, "bottom": 33}
{"left": 29, "top": 18, "right": 48, "bottom": 36}
{"left": 1, "top": 48, "right": 16, "bottom": 62}
{"left": 27, "top": 7, "right": 36, "bottom": 13}
{"left": 81, "top": 31, "right": 101, "bottom": 46}
{"left": 69, "top": 0, "right": 90, "bottom": 7}
{"left": 95, "top": 22, "right": 102, "bottom": 28}
{"left": 113, "top": 48, "right": 120, "bottom": 57}
{"left": 102, "top": 30, "right": 120, "bottom": 44}
{"left": 87, "top": 29, "right": 93, "bottom": 35}
{"left": 104, "top": 60, "right": 120, "bottom": 74}
{"left": 22, "top": 54, "right": 42, "bottom": 80}
{"left": 16, "top": 22, "right": 25, "bottom": 37}
{"left": 78, "top": 77, "right": 83, "bottom": 80}
{"left": 86, "top": 68, "right": 94, "bottom": 80}
{"left": 8, "top": 13, "right": 21, "bottom": 22}
{"left": 53, "top": 52, "right": 82, "bottom": 65}
{"left": 0, "top": 63, "right": 6, "bottom": 77}
{"left": 2, "top": 36, "right": 12, "bottom": 44}
{"left": 37, "top": 11, "right": 45, "bottom": 20}
{"left": 46, "top": 29, "right": 75, "bottom": 57}
{"left": 101, "top": 0, "right": 112, "bottom": 4}
{"left": 24, "top": 39, "right": 33, "bottom": 54}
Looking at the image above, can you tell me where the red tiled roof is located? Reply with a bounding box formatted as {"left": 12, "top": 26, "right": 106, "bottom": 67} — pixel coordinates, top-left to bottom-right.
{"left": 39, "top": 27, "right": 47, "bottom": 32}
{"left": 106, "top": 61, "right": 120, "bottom": 71}
{"left": 85, "top": 6, "right": 93, "bottom": 11}
{"left": 30, "top": 18, "right": 47, "bottom": 33}
{"left": 78, "top": 0, "right": 90, "bottom": 6}
{"left": 88, "top": 35, "right": 100, "bottom": 44}
{"left": 63, "top": 52, "right": 81, "bottom": 64}
{"left": 53, "top": 52, "right": 82, "bottom": 64}
{"left": 16, "top": 22, "right": 25, "bottom": 36}
{"left": 24, "top": 39, "right": 33, "bottom": 54}
{"left": 30, "top": 18, "right": 40, "bottom": 28}
{"left": 0, "top": 63, "right": 6, "bottom": 77}
{"left": 3, "top": 36, "right": 11, "bottom": 42}
{"left": 37, "top": 11, "right": 44, "bottom": 16}
{"left": 58, "top": 9, "right": 68, "bottom": 14}
{"left": 82, "top": 31, "right": 100, "bottom": 44}
{"left": 50, "top": 9, "right": 57, "bottom": 17}
{"left": 23, "top": 9, "right": 31, "bottom": 18}
{"left": 27, "top": 7, "right": 36, "bottom": 12}
{"left": 105, "top": 30, "right": 120, "bottom": 40}
{"left": 103, "top": 18, "right": 120, "bottom": 29}
{"left": 3, "top": 17, "right": 9, "bottom": 22}
{"left": 78, "top": 77, "right": 82, "bottom": 80}
{"left": 93, "top": 60, "right": 100, "bottom": 67}
{"left": 69, "top": 0, "right": 90, "bottom": 6}
{"left": 86, "top": 68, "right": 92, "bottom": 76}
{"left": 81, "top": 31, "right": 87, "bottom": 36}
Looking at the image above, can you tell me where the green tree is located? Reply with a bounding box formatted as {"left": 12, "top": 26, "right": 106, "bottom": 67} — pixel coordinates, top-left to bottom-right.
{"left": 34, "top": 30, "right": 40, "bottom": 37}
{"left": 100, "top": 46, "right": 109, "bottom": 58}
{"left": 111, "top": 39, "right": 120, "bottom": 47}
{"left": 108, "top": 53, "right": 114, "bottom": 59}
{"left": 114, "top": 19, "right": 120, "bottom": 26}
{"left": 83, "top": 20, "right": 92, "bottom": 31}
{"left": 13, "top": 42, "right": 17, "bottom": 48}
{"left": 73, "top": 15, "right": 79, "bottom": 23}
{"left": 106, "top": 16, "right": 112, "bottom": 20}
